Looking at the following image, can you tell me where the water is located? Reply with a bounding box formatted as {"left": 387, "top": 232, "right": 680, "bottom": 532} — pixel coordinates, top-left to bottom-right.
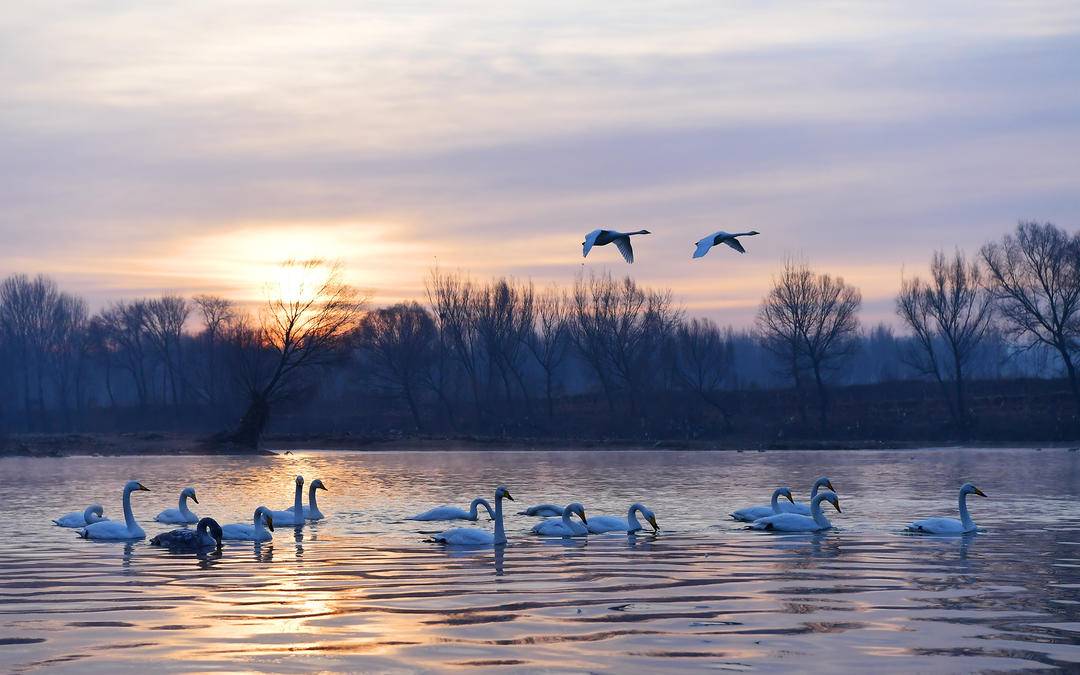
{"left": 2, "top": 447, "right": 1079, "bottom": 673}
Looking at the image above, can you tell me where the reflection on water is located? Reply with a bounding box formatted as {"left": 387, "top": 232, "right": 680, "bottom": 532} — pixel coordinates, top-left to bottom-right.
{"left": 1, "top": 447, "right": 1079, "bottom": 672}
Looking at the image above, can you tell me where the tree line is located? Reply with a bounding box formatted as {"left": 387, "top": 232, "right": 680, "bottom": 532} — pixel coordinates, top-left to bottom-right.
{"left": 0, "top": 221, "right": 1076, "bottom": 447}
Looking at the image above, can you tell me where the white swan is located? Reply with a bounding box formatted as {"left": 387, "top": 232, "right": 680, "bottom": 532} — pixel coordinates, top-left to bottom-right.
{"left": 54, "top": 504, "right": 107, "bottom": 528}
{"left": 518, "top": 504, "right": 565, "bottom": 517}
{"left": 783, "top": 477, "right": 836, "bottom": 516}
{"left": 408, "top": 497, "right": 495, "bottom": 521}
{"left": 587, "top": 503, "right": 658, "bottom": 534}
{"left": 582, "top": 228, "right": 651, "bottom": 263}
{"left": 692, "top": 230, "right": 759, "bottom": 258}
{"left": 222, "top": 507, "right": 275, "bottom": 542}
{"left": 268, "top": 475, "right": 307, "bottom": 527}
{"left": 286, "top": 478, "right": 328, "bottom": 520}
{"left": 749, "top": 491, "right": 840, "bottom": 532}
{"left": 155, "top": 487, "right": 199, "bottom": 524}
{"left": 905, "top": 482, "right": 986, "bottom": 534}
{"left": 430, "top": 486, "right": 514, "bottom": 547}
{"left": 531, "top": 503, "right": 589, "bottom": 537}
{"left": 731, "top": 487, "right": 795, "bottom": 522}
{"left": 150, "top": 517, "right": 223, "bottom": 551}
{"left": 78, "top": 481, "right": 150, "bottom": 540}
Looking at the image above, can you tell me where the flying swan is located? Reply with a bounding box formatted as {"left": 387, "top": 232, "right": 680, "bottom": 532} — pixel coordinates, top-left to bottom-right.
{"left": 586, "top": 503, "right": 658, "bottom": 534}
{"left": 904, "top": 482, "right": 987, "bottom": 535}
{"left": 531, "top": 503, "right": 589, "bottom": 537}
{"left": 287, "top": 478, "right": 328, "bottom": 520}
{"left": 54, "top": 504, "right": 108, "bottom": 528}
{"left": 731, "top": 487, "right": 795, "bottom": 522}
{"left": 268, "top": 476, "right": 308, "bottom": 527}
{"left": 78, "top": 481, "right": 150, "bottom": 540}
{"left": 155, "top": 486, "right": 199, "bottom": 524}
{"left": 408, "top": 497, "right": 495, "bottom": 522}
{"left": 582, "top": 229, "right": 651, "bottom": 264}
{"left": 429, "top": 486, "right": 514, "bottom": 547}
{"left": 150, "top": 517, "right": 224, "bottom": 551}
{"left": 222, "top": 507, "right": 275, "bottom": 542}
{"left": 749, "top": 492, "right": 841, "bottom": 532}
{"left": 692, "top": 230, "right": 760, "bottom": 258}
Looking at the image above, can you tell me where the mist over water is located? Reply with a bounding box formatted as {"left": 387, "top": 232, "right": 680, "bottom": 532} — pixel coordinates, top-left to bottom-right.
{"left": 2, "top": 447, "right": 1079, "bottom": 673}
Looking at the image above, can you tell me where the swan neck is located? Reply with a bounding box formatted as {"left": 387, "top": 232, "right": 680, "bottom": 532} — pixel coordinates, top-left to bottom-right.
{"left": 810, "top": 483, "right": 820, "bottom": 500}
{"left": 308, "top": 485, "right": 318, "bottom": 512}
{"left": 179, "top": 492, "right": 192, "bottom": 516}
{"left": 958, "top": 490, "right": 973, "bottom": 529}
{"left": 627, "top": 505, "right": 642, "bottom": 531}
{"left": 468, "top": 499, "right": 479, "bottom": 520}
{"left": 294, "top": 482, "right": 303, "bottom": 514}
{"left": 770, "top": 490, "right": 781, "bottom": 512}
{"left": 811, "top": 495, "right": 828, "bottom": 527}
{"left": 493, "top": 495, "right": 506, "bottom": 545}
{"left": 122, "top": 486, "right": 136, "bottom": 529}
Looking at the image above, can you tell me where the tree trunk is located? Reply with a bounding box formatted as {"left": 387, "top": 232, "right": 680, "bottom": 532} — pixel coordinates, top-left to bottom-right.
{"left": 229, "top": 393, "right": 270, "bottom": 448}
{"left": 811, "top": 360, "right": 828, "bottom": 431}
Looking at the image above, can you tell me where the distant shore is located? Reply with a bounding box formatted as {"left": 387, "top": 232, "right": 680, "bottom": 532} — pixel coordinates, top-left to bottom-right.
{"left": 0, "top": 431, "right": 1076, "bottom": 458}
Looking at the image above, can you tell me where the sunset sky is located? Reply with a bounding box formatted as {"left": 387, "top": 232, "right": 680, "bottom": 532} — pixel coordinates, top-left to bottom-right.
{"left": 2, "top": 2, "right": 1079, "bottom": 325}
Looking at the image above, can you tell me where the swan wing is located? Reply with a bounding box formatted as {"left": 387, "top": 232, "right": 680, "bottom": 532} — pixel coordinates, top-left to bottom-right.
{"left": 80, "top": 520, "right": 143, "bottom": 540}
{"left": 267, "top": 509, "right": 304, "bottom": 526}
{"left": 432, "top": 527, "right": 494, "bottom": 546}
{"left": 723, "top": 237, "right": 747, "bottom": 253}
{"left": 731, "top": 505, "right": 774, "bottom": 522}
{"left": 693, "top": 239, "right": 714, "bottom": 259}
{"left": 614, "top": 236, "right": 635, "bottom": 263}
{"left": 780, "top": 502, "right": 812, "bottom": 516}
{"left": 905, "top": 517, "right": 968, "bottom": 534}
{"left": 582, "top": 229, "right": 603, "bottom": 258}
{"left": 156, "top": 508, "right": 198, "bottom": 524}
{"left": 586, "top": 515, "right": 628, "bottom": 533}
{"left": 408, "top": 506, "right": 469, "bottom": 521}
{"left": 749, "top": 513, "right": 820, "bottom": 532}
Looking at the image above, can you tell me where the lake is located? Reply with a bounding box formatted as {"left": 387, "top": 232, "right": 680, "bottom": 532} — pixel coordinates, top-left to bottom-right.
{"left": 2, "top": 447, "right": 1079, "bottom": 673}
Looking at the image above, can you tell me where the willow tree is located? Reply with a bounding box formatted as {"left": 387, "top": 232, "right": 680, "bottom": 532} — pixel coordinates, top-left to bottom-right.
{"left": 224, "top": 260, "right": 363, "bottom": 448}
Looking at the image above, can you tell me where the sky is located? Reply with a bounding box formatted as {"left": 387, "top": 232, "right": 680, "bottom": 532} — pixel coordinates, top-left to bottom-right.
{"left": 2, "top": 1, "right": 1079, "bottom": 326}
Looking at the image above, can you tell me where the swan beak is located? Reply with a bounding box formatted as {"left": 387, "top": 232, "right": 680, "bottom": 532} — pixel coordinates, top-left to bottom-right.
{"left": 579, "top": 510, "right": 588, "bottom": 525}
{"left": 504, "top": 491, "right": 514, "bottom": 501}
{"left": 833, "top": 499, "right": 842, "bottom": 513}
{"left": 784, "top": 493, "right": 795, "bottom": 504}
{"left": 137, "top": 483, "right": 150, "bottom": 492}
{"left": 973, "top": 487, "right": 987, "bottom": 497}
{"left": 266, "top": 516, "right": 275, "bottom": 532}
{"left": 320, "top": 485, "right": 328, "bottom": 492}
{"left": 825, "top": 480, "right": 835, "bottom": 491}
{"left": 191, "top": 494, "right": 199, "bottom": 504}
{"left": 648, "top": 515, "right": 659, "bottom": 531}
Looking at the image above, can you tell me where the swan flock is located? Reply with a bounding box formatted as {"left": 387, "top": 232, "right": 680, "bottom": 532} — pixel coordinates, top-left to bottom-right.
{"left": 58, "top": 467, "right": 989, "bottom": 554}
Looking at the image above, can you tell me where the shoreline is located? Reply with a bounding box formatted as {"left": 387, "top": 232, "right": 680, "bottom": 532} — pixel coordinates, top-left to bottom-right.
{"left": 1, "top": 432, "right": 1077, "bottom": 457}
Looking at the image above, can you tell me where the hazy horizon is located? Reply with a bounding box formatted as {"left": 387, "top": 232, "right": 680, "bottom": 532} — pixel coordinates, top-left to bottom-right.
{"left": 3, "top": 2, "right": 1079, "bottom": 326}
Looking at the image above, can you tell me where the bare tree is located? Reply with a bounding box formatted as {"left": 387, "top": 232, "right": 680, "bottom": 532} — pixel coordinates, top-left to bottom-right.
{"left": 757, "top": 260, "right": 861, "bottom": 429}
{"left": 897, "top": 250, "right": 994, "bottom": 427}
{"left": 526, "top": 284, "right": 570, "bottom": 419}
{"left": 192, "top": 295, "right": 236, "bottom": 406}
{"left": 474, "top": 278, "right": 535, "bottom": 415}
{"left": 98, "top": 300, "right": 153, "bottom": 407}
{"left": 357, "top": 302, "right": 436, "bottom": 430}
{"left": 144, "top": 295, "right": 191, "bottom": 406}
{"left": 427, "top": 268, "right": 485, "bottom": 422}
{"left": 981, "top": 221, "right": 1080, "bottom": 411}
{"left": 224, "top": 260, "right": 364, "bottom": 448}
{"left": 670, "top": 317, "right": 735, "bottom": 430}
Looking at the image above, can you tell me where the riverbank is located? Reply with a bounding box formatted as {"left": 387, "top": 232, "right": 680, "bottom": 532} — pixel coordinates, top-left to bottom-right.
{"left": 2, "top": 431, "right": 1076, "bottom": 457}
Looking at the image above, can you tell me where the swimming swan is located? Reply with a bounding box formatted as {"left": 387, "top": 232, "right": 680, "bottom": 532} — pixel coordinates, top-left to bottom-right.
{"left": 587, "top": 503, "right": 658, "bottom": 534}
{"left": 517, "top": 504, "right": 565, "bottom": 517}
{"left": 78, "top": 481, "right": 150, "bottom": 540}
{"left": 749, "top": 492, "right": 840, "bottom": 532}
{"left": 54, "top": 504, "right": 107, "bottom": 528}
{"left": 531, "top": 503, "right": 589, "bottom": 537}
{"left": 905, "top": 483, "right": 986, "bottom": 535}
{"left": 582, "top": 229, "right": 651, "bottom": 264}
{"left": 286, "top": 479, "right": 328, "bottom": 520}
{"left": 731, "top": 487, "right": 795, "bottom": 522}
{"left": 692, "top": 230, "right": 759, "bottom": 258}
{"left": 429, "top": 486, "right": 513, "bottom": 546}
{"left": 222, "top": 507, "right": 275, "bottom": 542}
{"left": 150, "top": 517, "right": 224, "bottom": 551}
{"left": 784, "top": 477, "right": 836, "bottom": 516}
{"left": 155, "top": 487, "right": 199, "bottom": 524}
{"left": 268, "top": 476, "right": 307, "bottom": 527}
{"left": 408, "top": 497, "right": 495, "bottom": 521}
